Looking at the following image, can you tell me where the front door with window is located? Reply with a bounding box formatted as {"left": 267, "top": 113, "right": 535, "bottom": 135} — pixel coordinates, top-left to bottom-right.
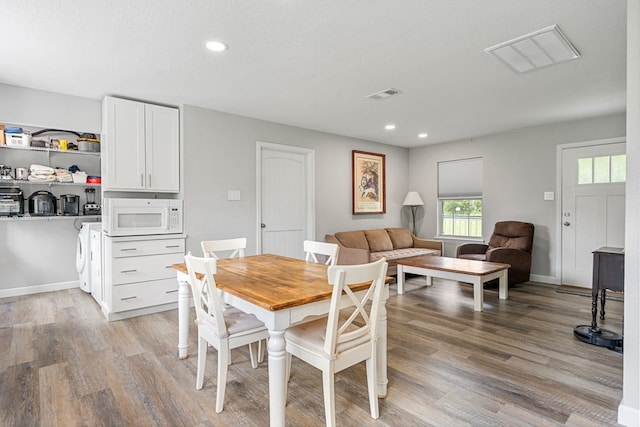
{"left": 561, "top": 141, "right": 626, "bottom": 287}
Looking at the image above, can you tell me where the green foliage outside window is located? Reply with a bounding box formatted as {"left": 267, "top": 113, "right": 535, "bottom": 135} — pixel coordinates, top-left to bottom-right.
{"left": 440, "top": 199, "right": 482, "bottom": 237}
{"left": 441, "top": 199, "right": 482, "bottom": 216}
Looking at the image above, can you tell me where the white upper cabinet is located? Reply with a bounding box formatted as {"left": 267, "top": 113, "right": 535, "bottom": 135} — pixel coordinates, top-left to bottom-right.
{"left": 102, "top": 97, "right": 179, "bottom": 192}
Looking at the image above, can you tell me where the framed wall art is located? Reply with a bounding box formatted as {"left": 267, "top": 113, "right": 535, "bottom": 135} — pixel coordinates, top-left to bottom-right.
{"left": 352, "top": 150, "right": 386, "bottom": 214}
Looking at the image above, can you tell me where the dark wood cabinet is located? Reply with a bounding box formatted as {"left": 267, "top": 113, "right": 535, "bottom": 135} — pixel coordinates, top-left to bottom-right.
{"left": 573, "top": 247, "right": 623, "bottom": 350}
{"left": 592, "top": 247, "right": 624, "bottom": 321}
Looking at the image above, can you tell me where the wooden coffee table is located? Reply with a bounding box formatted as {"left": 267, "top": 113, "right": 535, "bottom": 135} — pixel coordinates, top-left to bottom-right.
{"left": 396, "top": 255, "right": 510, "bottom": 311}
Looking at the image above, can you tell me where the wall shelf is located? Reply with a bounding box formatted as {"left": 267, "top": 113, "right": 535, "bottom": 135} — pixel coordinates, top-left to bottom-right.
{"left": 0, "top": 214, "right": 101, "bottom": 222}
{"left": 0, "top": 144, "right": 100, "bottom": 156}
{"left": 0, "top": 179, "right": 100, "bottom": 187}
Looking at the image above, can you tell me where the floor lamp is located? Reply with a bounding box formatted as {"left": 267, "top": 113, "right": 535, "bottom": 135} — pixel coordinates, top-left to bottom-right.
{"left": 403, "top": 191, "right": 424, "bottom": 236}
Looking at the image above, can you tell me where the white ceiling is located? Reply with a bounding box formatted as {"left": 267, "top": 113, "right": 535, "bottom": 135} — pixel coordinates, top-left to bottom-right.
{"left": 0, "top": 1, "right": 627, "bottom": 147}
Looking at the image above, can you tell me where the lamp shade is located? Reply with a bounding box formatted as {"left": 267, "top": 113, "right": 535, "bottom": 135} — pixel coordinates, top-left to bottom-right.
{"left": 402, "top": 191, "right": 424, "bottom": 206}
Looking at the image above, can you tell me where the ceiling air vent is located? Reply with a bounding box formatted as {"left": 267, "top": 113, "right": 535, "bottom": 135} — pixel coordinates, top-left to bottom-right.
{"left": 485, "top": 25, "right": 580, "bottom": 74}
{"left": 366, "top": 88, "right": 401, "bottom": 100}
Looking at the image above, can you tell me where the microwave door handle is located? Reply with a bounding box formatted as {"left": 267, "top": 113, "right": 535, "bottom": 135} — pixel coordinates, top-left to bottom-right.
{"left": 165, "top": 207, "right": 170, "bottom": 230}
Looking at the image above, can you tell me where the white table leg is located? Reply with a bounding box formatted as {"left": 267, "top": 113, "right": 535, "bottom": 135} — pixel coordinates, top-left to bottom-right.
{"left": 473, "top": 277, "right": 483, "bottom": 312}
{"left": 376, "top": 299, "right": 389, "bottom": 398}
{"left": 397, "top": 264, "right": 405, "bottom": 294}
{"left": 177, "top": 275, "right": 190, "bottom": 359}
{"left": 499, "top": 270, "right": 508, "bottom": 300}
{"left": 268, "top": 329, "right": 287, "bottom": 427}
{"left": 425, "top": 274, "right": 433, "bottom": 287}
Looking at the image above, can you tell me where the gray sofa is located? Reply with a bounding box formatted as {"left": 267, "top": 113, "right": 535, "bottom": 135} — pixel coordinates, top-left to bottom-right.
{"left": 325, "top": 228, "right": 443, "bottom": 275}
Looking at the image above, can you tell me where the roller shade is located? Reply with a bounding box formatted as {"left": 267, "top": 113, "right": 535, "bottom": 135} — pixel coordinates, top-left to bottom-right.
{"left": 438, "top": 157, "right": 483, "bottom": 197}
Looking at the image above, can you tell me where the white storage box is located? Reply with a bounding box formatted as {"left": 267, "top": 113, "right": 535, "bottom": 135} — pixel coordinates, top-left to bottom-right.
{"left": 5, "top": 133, "right": 32, "bottom": 147}
{"left": 72, "top": 172, "right": 88, "bottom": 184}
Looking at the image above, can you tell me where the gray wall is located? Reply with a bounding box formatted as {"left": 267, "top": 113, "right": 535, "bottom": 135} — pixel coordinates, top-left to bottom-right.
{"left": 182, "top": 104, "right": 410, "bottom": 257}
{"left": 0, "top": 84, "right": 626, "bottom": 290}
{"left": 0, "top": 84, "right": 101, "bottom": 291}
{"left": 408, "top": 113, "right": 626, "bottom": 282}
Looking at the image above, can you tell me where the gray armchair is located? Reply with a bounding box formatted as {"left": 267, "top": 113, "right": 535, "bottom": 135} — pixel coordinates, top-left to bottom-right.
{"left": 456, "top": 221, "right": 535, "bottom": 287}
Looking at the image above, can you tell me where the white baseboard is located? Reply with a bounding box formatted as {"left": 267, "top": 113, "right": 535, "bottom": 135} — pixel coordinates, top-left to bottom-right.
{"left": 0, "top": 280, "right": 80, "bottom": 299}
{"left": 529, "top": 274, "right": 559, "bottom": 285}
{"left": 618, "top": 403, "right": 640, "bottom": 427}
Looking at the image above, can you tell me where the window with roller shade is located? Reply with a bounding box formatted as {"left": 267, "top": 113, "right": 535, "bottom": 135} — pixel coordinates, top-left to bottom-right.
{"left": 437, "top": 158, "right": 483, "bottom": 238}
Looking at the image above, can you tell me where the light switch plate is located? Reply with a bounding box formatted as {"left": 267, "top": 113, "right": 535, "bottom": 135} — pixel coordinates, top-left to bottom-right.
{"left": 544, "top": 191, "right": 554, "bottom": 201}
{"left": 228, "top": 190, "right": 241, "bottom": 201}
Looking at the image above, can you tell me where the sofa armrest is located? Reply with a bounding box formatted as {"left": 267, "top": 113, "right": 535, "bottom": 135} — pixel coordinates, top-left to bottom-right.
{"left": 325, "top": 235, "right": 370, "bottom": 265}
{"left": 456, "top": 243, "right": 489, "bottom": 257}
{"left": 412, "top": 237, "right": 444, "bottom": 255}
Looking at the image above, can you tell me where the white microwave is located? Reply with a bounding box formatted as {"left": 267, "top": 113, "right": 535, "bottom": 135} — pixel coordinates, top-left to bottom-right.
{"left": 103, "top": 198, "right": 183, "bottom": 236}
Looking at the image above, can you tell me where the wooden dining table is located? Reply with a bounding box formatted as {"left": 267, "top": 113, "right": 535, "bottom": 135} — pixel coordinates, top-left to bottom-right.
{"left": 173, "top": 254, "right": 390, "bottom": 427}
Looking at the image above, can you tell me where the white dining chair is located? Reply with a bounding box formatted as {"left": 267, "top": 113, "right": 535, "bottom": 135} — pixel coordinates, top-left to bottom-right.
{"left": 285, "top": 258, "right": 388, "bottom": 427}
{"left": 201, "top": 237, "right": 266, "bottom": 362}
{"left": 201, "top": 237, "right": 247, "bottom": 259}
{"left": 303, "top": 240, "right": 339, "bottom": 265}
{"left": 184, "top": 253, "right": 269, "bottom": 413}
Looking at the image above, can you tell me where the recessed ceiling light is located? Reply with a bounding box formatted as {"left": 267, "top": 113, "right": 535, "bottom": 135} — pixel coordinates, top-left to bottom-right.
{"left": 418, "top": 133, "right": 428, "bottom": 138}
{"left": 385, "top": 124, "right": 396, "bottom": 130}
{"left": 205, "top": 40, "right": 228, "bottom": 52}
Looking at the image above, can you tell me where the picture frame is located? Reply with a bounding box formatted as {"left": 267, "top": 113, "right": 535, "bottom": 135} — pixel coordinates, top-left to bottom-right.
{"left": 352, "top": 150, "right": 386, "bottom": 214}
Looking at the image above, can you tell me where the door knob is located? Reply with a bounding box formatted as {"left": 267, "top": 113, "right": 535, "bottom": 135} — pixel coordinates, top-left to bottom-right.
{"left": 563, "top": 221, "right": 570, "bottom": 226}
{"left": 260, "top": 223, "right": 266, "bottom": 228}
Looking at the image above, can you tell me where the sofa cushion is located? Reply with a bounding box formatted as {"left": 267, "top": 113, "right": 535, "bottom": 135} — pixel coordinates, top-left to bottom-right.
{"left": 487, "top": 221, "right": 534, "bottom": 253}
{"left": 385, "top": 228, "right": 413, "bottom": 249}
{"left": 334, "top": 230, "right": 369, "bottom": 251}
{"left": 370, "top": 247, "right": 440, "bottom": 262}
{"left": 364, "top": 229, "right": 393, "bottom": 252}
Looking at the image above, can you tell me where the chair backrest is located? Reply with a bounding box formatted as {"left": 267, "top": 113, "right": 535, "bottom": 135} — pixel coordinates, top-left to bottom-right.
{"left": 488, "top": 221, "right": 535, "bottom": 253}
{"left": 201, "top": 238, "right": 247, "bottom": 259}
{"left": 184, "top": 253, "right": 227, "bottom": 336}
{"left": 324, "top": 258, "right": 388, "bottom": 356}
{"left": 304, "top": 240, "right": 339, "bottom": 265}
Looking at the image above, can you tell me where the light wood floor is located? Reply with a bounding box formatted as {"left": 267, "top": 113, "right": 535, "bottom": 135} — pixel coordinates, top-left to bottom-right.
{"left": 0, "top": 278, "right": 623, "bottom": 426}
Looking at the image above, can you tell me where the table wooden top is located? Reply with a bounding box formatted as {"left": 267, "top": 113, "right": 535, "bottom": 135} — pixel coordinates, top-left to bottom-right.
{"left": 397, "top": 255, "right": 510, "bottom": 276}
{"left": 173, "top": 254, "right": 375, "bottom": 312}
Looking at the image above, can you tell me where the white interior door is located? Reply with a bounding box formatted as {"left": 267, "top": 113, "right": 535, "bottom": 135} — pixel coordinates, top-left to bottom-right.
{"left": 257, "top": 143, "right": 315, "bottom": 259}
{"left": 561, "top": 141, "right": 626, "bottom": 287}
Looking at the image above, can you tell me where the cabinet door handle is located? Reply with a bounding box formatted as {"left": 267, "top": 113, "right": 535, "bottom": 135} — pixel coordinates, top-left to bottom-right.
{"left": 165, "top": 289, "right": 178, "bottom": 294}
{"left": 165, "top": 265, "right": 175, "bottom": 269}
{"left": 120, "top": 248, "right": 138, "bottom": 252}
{"left": 121, "top": 296, "right": 137, "bottom": 301}
{"left": 120, "top": 269, "right": 137, "bottom": 273}
{"left": 141, "top": 174, "right": 144, "bottom": 187}
{"left": 165, "top": 245, "right": 180, "bottom": 248}
{"left": 148, "top": 174, "right": 152, "bottom": 187}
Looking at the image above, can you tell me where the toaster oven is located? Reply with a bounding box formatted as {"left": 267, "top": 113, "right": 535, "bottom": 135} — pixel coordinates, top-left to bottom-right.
{"left": 0, "top": 187, "right": 25, "bottom": 216}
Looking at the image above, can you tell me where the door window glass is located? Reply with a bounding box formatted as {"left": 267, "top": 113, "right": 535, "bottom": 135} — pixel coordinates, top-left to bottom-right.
{"left": 577, "top": 154, "right": 626, "bottom": 184}
{"left": 611, "top": 155, "right": 626, "bottom": 182}
{"left": 578, "top": 158, "right": 593, "bottom": 184}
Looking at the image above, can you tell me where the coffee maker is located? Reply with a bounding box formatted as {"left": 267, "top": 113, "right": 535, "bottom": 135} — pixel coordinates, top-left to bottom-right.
{"left": 84, "top": 188, "right": 101, "bottom": 215}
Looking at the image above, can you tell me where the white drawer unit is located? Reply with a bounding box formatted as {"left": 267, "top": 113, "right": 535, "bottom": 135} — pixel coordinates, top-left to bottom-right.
{"left": 111, "top": 278, "right": 179, "bottom": 312}
{"left": 112, "top": 239, "right": 185, "bottom": 258}
{"left": 111, "top": 253, "right": 182, "bottom": 285}
{"left": 103, "top": 234, "right": 186, "bottom": 321}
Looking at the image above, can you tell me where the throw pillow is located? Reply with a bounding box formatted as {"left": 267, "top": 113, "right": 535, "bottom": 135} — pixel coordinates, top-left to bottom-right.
{"left": 385, "top": 228, "right": 413, "bottom": 249}
{"left": 335, "top": 231, "right": 369, "bottom": 250}
{"left": 364, "top": 229, "right": 394, "bottom": 252}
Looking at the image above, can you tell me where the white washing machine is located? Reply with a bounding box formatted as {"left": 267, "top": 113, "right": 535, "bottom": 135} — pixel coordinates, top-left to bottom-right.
{"left": 76, "top": 222, "right": 102, "bottom": 293}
